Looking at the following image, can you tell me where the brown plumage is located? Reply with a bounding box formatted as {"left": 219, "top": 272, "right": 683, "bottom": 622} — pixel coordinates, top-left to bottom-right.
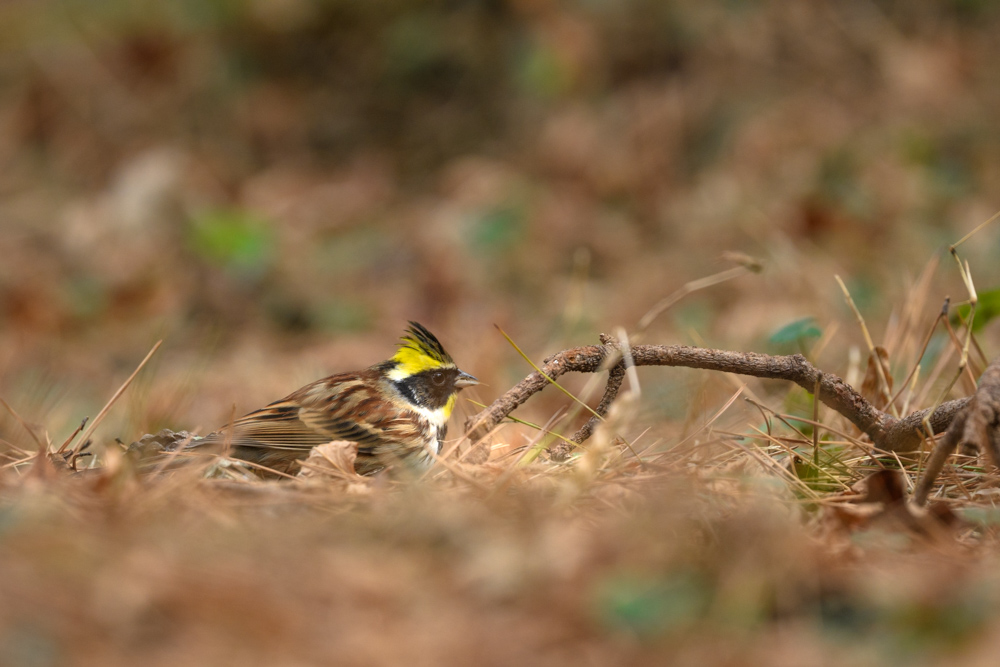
{"left": 201, "top": 368, "right": 440, "bottom": 475}
{"left": 138, "top": 323, "right": 478, "bottom": 477}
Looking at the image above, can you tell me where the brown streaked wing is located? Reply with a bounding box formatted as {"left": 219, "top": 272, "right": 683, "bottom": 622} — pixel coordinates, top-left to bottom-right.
{"left": 296, "top": 397, "right": 429, "bottom": 450}
{"left": 211, "top": 370, "right": 424, "bottom": 453}
{"left": 206, "top": 400, "right": 330, "bottom": 451}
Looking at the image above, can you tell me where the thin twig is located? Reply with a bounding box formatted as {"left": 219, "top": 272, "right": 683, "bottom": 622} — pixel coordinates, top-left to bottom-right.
{"left": 466, "top": 340, "right": 969, "bottom": 455}
{"left": 915, "top": 356, "right": 1000, "bottom": 505}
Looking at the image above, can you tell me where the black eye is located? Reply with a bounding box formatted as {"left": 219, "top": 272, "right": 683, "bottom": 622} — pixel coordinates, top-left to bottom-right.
{"left": 432, "top": 371, "right": 445, "bottom": 385}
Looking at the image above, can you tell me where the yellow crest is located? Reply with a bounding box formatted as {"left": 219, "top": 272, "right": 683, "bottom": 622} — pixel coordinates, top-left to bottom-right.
{"left": 390, "top": 322, "right": 455, "bottom": 376}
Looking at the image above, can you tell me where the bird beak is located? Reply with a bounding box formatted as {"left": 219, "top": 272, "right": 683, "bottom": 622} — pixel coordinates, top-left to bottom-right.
{"left": 454, "top": 371, "right": 480, "bottom": 389}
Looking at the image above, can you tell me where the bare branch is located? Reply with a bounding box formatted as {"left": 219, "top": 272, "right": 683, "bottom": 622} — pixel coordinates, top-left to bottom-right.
{"left": 550, "top": 334, "right": 627, "bottom": 462}
{"left": 914, "top": 357, "right": 1000, "bottom": 505}
{"left": 464, "top": 344, "right": 614, "bottom": 442}
{"left": 465, "top": 340, "right": 971, "bottom": 459}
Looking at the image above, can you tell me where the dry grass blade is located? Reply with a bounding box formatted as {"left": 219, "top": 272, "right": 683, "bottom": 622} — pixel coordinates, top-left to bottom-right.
{"left": 749, "top": 425, "right": 852, "bottom": 492}
{"left": 739, "top": 398, "right": 869, "bottom": 476}
{"left": 456, "top": 422, "right": 505, "bottom": 464}
{"left": 953, "top": 308, "right": 991, "bottom": 369}
{"left": 57, "top": 416, "right": 89, "bottom": 454}
{"left": 732, "top": 427, "right": 824, "bottom": 500}
{"left": 887, "top": 299, "right": 946, "bottom": 412}
{"left": 636, "top": 264, "right": 753, "bottom": 336}
{"left": 484, "top": 413, "right": 571, "bottom": 496}
{"left": 495, "top": 325, "right": 606, "bottom": 423}
{"left": 743, "top": 397, "right": 811, "bottom": 444}
{"left": 943, "top": 317, "right": 981, "bottom": 390}
{"left": 215, "top": 456, "right": 300, "bottom": 481}
{"left": 951, "top": 208, "right": 1000, "bottom": 249}
{"left": 514, "top": 412, "right": 569, "bottom": 468}
{"left": 920, "top": 251, "right": 979, "bottom": 440}
{"left": 0, "top": 398, "right": 46, "bottom": 451}
{"left": 463, "top": 399, "right": 579, "bottom": 449}
{"left": 776, "top": 414, "right": 884, "bottom": 468}
{"left": 835, "top": 275, "right": 897, "bottom": 417}
{"left": 498, "top": 328, "right": 646, "bottom": 466}
{"left": 899, "top": 365, "right": 921, "bottom": 419}
{"left": 72, "top": 340, "right": 163, "bottom": 457}
{"left": 614, "top": 326, "right": 641, "bottom": 398}
{"left": 664, "top": 386, "right": 745, "bottom": 456}
{"left": 812, "top": 375, "right": 821, "bottom": 466}
{"left": 150, "top": 431, "right": 199, "bottom": 476}
{"left": 0, "top": 441, "right": 31, "bottom": 458}
{"left": 507, "top": 413, "right": 578, "bottom": 447}
{"left": 885, "top": 253, "right": 937, "bottom": 362}
{"left": 2, "top": 454, "right": 38, "bottom": 471}
{"left": 424, "top": 447, "right": 492, "bottom": 490}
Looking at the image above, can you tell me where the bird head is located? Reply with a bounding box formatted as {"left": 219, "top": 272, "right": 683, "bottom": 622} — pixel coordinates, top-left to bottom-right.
{"left": 386, "top": 322, "right": 479, "bottom": 416}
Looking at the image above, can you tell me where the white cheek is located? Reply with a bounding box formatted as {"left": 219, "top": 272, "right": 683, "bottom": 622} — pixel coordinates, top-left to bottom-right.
{"left": 387, "top": 367, "right": 409, "bottom": 381}
{"left": 412, "top": 404, "right": 450, "bottom": 428}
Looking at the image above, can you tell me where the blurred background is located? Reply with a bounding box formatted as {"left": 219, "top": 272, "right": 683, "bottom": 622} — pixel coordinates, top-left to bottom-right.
{"left": 2, "top": 0, "right": 1000, "bottom": 450}
{"left": 6, "top": 3, "right": 1000, "bottom": 666}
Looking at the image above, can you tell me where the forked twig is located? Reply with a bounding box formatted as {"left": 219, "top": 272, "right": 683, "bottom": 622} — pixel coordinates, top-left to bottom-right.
{"left": 465, "top": 338, "right": 971, "bottom": 459}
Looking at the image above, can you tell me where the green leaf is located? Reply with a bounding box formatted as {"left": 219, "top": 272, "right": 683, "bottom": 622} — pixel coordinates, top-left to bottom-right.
{"left": 188, "top": 209, "right": 274, "bottom": 274}
{"left": 515, "top": 41, "right": 570, "bottom": 98}
{"left": 64, "top": 276, "right": 108, "bottom": 320}
{"left": 952, "top": 286, "right": 1000, "bottom": 333}
{"left": 769, "top": 317, "right": 822, "bottom": 344}
{"left": 594, "top": 571, "right": 707, "bottom": 637}
{"left": 470, "top": 205, "right": 524, "bottom": 252}
{"left": 789, "top": 455, "right": 845, "bottom": 493}
{"left": 313, "top": 300, "right": 373, "bottom": 333}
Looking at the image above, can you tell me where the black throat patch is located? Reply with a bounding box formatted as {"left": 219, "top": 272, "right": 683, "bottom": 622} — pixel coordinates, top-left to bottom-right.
{"left": 393, "top": 367, "right": 461, "bottom": 411}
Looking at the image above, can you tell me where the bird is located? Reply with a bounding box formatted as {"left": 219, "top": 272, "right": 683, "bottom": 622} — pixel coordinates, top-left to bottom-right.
{"left": 135, "top": 322, "right": 478, "bottom": 477}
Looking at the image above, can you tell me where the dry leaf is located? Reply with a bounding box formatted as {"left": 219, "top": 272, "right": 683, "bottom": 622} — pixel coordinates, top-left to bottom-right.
{"left": 298, "top": 440, "right": 359, "bottom": 478}
{"left": 860, "top": 346, "right": 893, "bottom": 411}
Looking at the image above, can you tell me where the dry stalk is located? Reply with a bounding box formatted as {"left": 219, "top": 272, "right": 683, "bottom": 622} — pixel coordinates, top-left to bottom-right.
{"left": 465, "top": 337, "right": 972, "bottom": 461}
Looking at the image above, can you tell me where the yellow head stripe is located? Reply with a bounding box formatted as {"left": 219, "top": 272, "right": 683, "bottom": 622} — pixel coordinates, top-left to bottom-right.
{"left": 391, "top": 344, "right": 451, "bottom": 376}
{"left": 389, "top": 322, "right": 455, "bottom": 377}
